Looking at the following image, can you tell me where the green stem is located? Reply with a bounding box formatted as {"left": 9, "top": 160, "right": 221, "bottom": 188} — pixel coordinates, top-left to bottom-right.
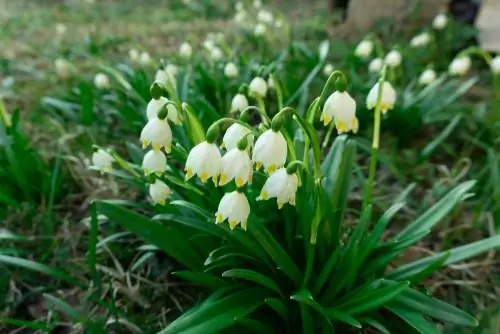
{"left": 240, "top": 105, "right": 270, "bottom": 124}
{"left": 270, "top": 73, "right": 284, "bottom": 111}
{"left": 0, "top": 97, "right": 11, "bottom": 128}
{"left": 459, "top": 46, "right": 492, "bottom": 65}
{"left": 321, "top": 122, "right": 335, "bottom": 149}
{"left": 208, "top": 117, "right": 260, "bottom": 136}
{"left": 255, "top": 97, "right": 271, "bottom": 125}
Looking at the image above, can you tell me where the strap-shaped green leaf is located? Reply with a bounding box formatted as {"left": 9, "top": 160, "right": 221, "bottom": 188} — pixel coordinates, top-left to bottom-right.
{"left": 223, "top": 269, "right": 281, "bottom": 295}
{"left": 386, "top": 304, "right": 439, "bottom": 334}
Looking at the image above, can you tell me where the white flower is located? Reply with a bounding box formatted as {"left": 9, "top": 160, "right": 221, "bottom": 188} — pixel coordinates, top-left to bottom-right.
{"left": 235, "top": 11, "right": 247, "bottom": 23}
{"left": 491, "top": 56, "right": 500, "bottom": 74}
{"left": 142, "top": 150, "right": 167, "bottom": 175}
{"left": 385, "top": 50, "right": 402, "bottom": 68}
{"left": 55, "top": 58, "right": 72, "bottom": 80}
{"left": 146, "top": 97, "right": 180, "bottom": 124}
{"left": 253, "top": 0, "right": 262, "bottom": 9}
{"left": 449, "top": 56, "right": 471, "bottom": 76}
{"left": 94, "top": 73, "right": 110, "bottom": 89}
{"left": 323, "top": 63, "right": 334, "bottom": 76}
{"left": 249, "top": 77, "right": 268, "bottom": 97}
{"left": 419, "top": 69, "right": 437, "bottom": 85}
{"left": 257, "top": 10, "right": 273, "bottom": 23}
{"left": 366, "top": 81, "right": 397, "bottom": 114}
{"left": 215, "top": 191, "right": 250, "bottom": 230}
{"left": 222, "top": 123, "right": 253, "bottom": 151}
{"left": 235, "top": 1, "right": 244, "bottom": 12}
{"left": 433, "top": 13, "right": 448, "bottom": 30}
{"left": 140, "top": 117, "right": 173, "bottom": 152}
{"left": 258, "top": 168, "right": 298, "bottom": 209}
{"left": 410, "top": 32, "right": 431, "bottom": 47}
{"left": 369, "top": 58, "right": 383, "bottom": 73}
{"left": 252, "top": 129, "right": 287, "bottom": 173}
{"left": 210, "top": 47, "right": 223, "bottom": 61}
{"left": 139, "top": 52, "right": 152, "bottom": 66}
{"left": 254, "top": 23, "right": 266, "bottom": 36}
{"left": 320, "top": 91, "right": 358, "bottom": 134}
{"left": 91, "top": 149, "right": 113, "bottom": 173}
{"left": 355, "top": 40, "right": 373, "bottom": 58}
{"left": 179, "top": 42, "right": 192, "bottom": 58}
{"left": 155, "top": 65, "right": 178, "bottom": 87}
{"left": 129, "top": 49, "right": 140, "bottom": 63}
{"left": 224, "top": 62, "right": 239, "bottom": 78}
{"left": 55, "top": 23, "right": 67, "bottom": 36}
{"left": 203, "top": 39, "right": 215, "bottom": 51}
{"left": 185, "top": 141, "right": 222, "bottom": 183}
{"left": 231, "top": 94, "right": 249, "bottom": 112}
{"left": 275, "top": 19, "right": 283, "bottom": 28}
{"left": 220, "top": 148, "right": 253, "bottom": 187}
{"left": 149, "top": 180, "right": 172, "bottom": 205}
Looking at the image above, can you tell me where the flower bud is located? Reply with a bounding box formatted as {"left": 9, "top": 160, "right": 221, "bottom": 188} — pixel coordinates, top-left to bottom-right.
{"left": 224, "top": 62, "right": 239, "bottom": 78}
{"left": 149, "top": 180, "right": 172, "bottom": 205}
{"left": 410, "top": 32, "right": 431, "bottom": 48}
{"left": 385, "top": 50, "right": 402, "bottom": 68}
{"left": 369, "top": 58, "right": 383, "bottom": 73}
{"left": 94, "top": 73, "right": 110, "bottom": 89}
{"left": 323, "top": 63, "right": 334, "bottom": 76}
{"left": 249, "top": 77, "right": 268, "bottom": 98}
{"left": 55, "top": 58, "right": 73, "bottom": 80}
{"left": 418, "top": 69, "right": 437, "bottom": 85}
{"left": 449, "top": 56, "right": 471, "bottom": 76}
{"left": 355, "top": 40, "right": 373, "bottom": 58}
{"left": 433, "top": 13, "right": 448, "bottom": 30}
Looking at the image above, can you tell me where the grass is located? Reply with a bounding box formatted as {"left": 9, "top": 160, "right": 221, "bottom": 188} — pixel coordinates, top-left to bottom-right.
{"left": 1, "top": 0, "right": 499, "bottom": 332}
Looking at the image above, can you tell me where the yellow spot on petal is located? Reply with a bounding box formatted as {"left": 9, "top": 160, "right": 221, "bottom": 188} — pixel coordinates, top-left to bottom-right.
{"left": 235, "top": 177, "right": 244, "bottom": 187}
{"left": 219, "top": 174, "right": 228, "bottom": 185}
{"left": 165, "top": 144, "right": 171, "bottom": 153}
{"left": 255, "top": 161, "right": 262, "bottom": 170}
{"left": 229, "top": 220, "right": 238, "bottom": 230}
{"left": 336, "top": 120, "right": 347, "bottom": 133}
{"left": 322, "top": 115, "right": 331, "bottom": 126}
{"left": 277, "top": 201, "right": 284, "bottom": 209}
{"left": 186, "top": 168, "right": 193, "bottom": 179}
{"left": 220, "top": 142, "right": 225, "bottom": 149}
{"left": 260, "top": 191, "right": 268, "bottom": 200}
{"left": 352, "top": 117, "right": 359, "bottom": 134}
{"left": 215, "top": 213, "right": 224, "bottom": 223}
{"left": 158, "top": 199, "right": 166, "bottom": 205}
{"left": 241, "top": 221, "right": 247, "bottom": 231}
{"left": 199, "top": 172, "right": 208, "bottom": 183}
{"left": 142, "top": 140, "right": 150, "bottom": 149}
{"left": 152, "top": 143, "right": 162, "bottom": 151}
{"left": 212, "top": 175, "right": 219, "bottom": 185}
{"left": 267, "top": 165, "right": 277, "bottom": 174}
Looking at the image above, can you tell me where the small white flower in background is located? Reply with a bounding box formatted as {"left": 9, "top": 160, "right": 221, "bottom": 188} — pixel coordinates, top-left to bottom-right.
{"left": 215, "top": 191, "right": 250, "bottom": 230}
{"left": 146, "top": 97, "right": 180, "bottom": 124}
{"left": 449, "top": 56, "right": 471, "bottom": 76}
{"left": 235, "top": 11, "right": 247, "bottom": 23}
{"left": 149, "top": 180, "right": 172, "bottom": 205}
{"left": 139, "top": 52, "right": 152, "bottom": 66}
{"left": 210, "top": 47, "right": 223, "bottom": 61}
{"left": 385, "top": 50, "right": 402, "bottom": 68}
{"left": 142, "top": 150, "right": 167, "bottom": 175}
{"left": 254, "top": 23, "right": 266, "bottom": 36}
{"left": 94, "top": 73, "right": 110, "bottom": 89}
{"left": 231, "top": 94, "right": 249, "bottom": 113}
{"left": 253, "top": 0, "right": 262, "bottom": 9}
{"left": 185, "top": 141, "right": 222, "bottom": 183}
{"left": 55, "top": 58, "right": 72, "bottom": 80}
{"left": 222, "top": 123, "right": 253, "bottom": 151}
{"left": 235, "top": 1, "right": 244, "bottom": 11}
{"left": 252, "top": 129, "right": 287, "bottom": 173}
{"left": 220, "top": 147, "right": 253, "bottom": 187}
{"left": 249, "top": 77, "right": 268, "bottom": 97}
{"left": 257, "top": 10, "right": 273, "bottom": 23}
{"left": 355, "top": 39, "right": 373, "bottom": 58}
{"left": 275, "top": 19, "right": 283, "bottom": 28}
{"left": 369, "top": 58, "right": 383, "bottom": 73}
{"left": 419, "top": 69, "right": 437, "bottom": 85}
{"left": 410, "top": 32, "right": 431, "bottom": 48}
{"left": 91, "top": 149, "right": 114, "bottom": 173}
{"left": 155, "top": 65, "right": 177, "bottom": 87}
{"left": 323, "top": 63, "right": 334, "bottom": 76}
{"left": 203, "top": 39, "right": 215, "bottom": 51}
{"left": 179, "top": 42, "right": 192, "bottom": 58}
{"left": 433, "top": 13, "right": 448, "bottom": 30}
{"left": 55, "top": 23, "right": 67, "bottom": 36}
{"left": 490, "top": 56, "right": 500, "bottom": 74}
{"left": 321, "top": 91, "right": 358, "bottom": 134}
{"left": 366, "top": 81, "right": 397, "bottom": 114}
{"left": 140, "top": 117, "right": 173, "bottom": 152}
{"left": 224, "top": 62, "right": 239, "bottom": 78}
{"left": 129, "top": 49, "right": 140, "bottom": 63}
{"left": 258, "top": 168, "right": 299, "bottom": 209}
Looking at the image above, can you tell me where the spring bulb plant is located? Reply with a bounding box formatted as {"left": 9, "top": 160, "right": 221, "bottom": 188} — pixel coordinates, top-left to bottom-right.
{"left": 94, "top": 57, "right": 500, "bottom": 333}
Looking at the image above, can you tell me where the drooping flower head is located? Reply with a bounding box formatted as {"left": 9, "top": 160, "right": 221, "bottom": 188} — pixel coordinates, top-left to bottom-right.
{"left": 252, "top": 129, "right": 287, "bottom": 173}
{"left": 231, "top": 94, "right": 249, "bottom": 113}
{"left": 366, "top": 81, "right": 397, "bottom": 114}
{"left": 258, "top": 167, "right": 299, "bottom": 209}
{"left": 369, "top": 58, "right": 383, "bottom": 73}
{"left": 448, "top": 56, "right": 471, "bottom": 76}
{"left": 220, "top": 146, "right": 253, "bottom": 187}
{"left": 215, "top": 191, "right": 250, "bottom": 230}
{"left": 142, "top": 150, "right": 167, "bottom": 175}
{"left": 385, "top": 50, "right": 402, "bottom": 68}
{"left": 249, "top": 77, "right": 268, "bottom": 98}
{"left": 146, "top": 97, "right": 180, "bottom": 125}
{"left": 355, "top": 39, "right": 373, "bottom": 58}
{"left": 140, "top": 117, "right": 173, "bottom": 152}
{"left": 433, "top": 13, "right": 448, "bottom": 30}
{"left": 94, "top": 73, "right": 110, "bottom": 89}
{"left": 419, "top": 69, "right": 437, "bottom": 85}
{"left": 222, "top": 123, "right": 253, "bottom": 151}
{"left": 224, "top": 62, "right": 239, "bottom": 78}
{"left": 149, "top": 180, "right": 172, "bottom": 205}
{"left": 91, "top": 149, "right": 114, "bottom": 173}
{"left": 321, "top": 91, "right": 358, "bottom": 134}
{"left": 185, "top": 141, "right": 222, "bottom": 184}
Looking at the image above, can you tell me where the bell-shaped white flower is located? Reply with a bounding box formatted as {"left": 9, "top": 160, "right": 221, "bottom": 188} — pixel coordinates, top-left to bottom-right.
{"left": 449, "top": 56, "right": 471, "bottom": 76}
{"left": 91, "top": 149, "right": 113, "bottom": 173}
{"left": 369, "top": 58, "right": 383, "bottom": 73}
{"left": 321, "top": 91, "right": 358, "bottom": 134}
{"left": 257, "top": 10, "right": 273, "bottom": 23}
{"left": 385, "top": 50, "right": 402, "bottom": 68}
{"left": 222, "top": 123, "right": 253, "bottom": 151}
{"left": 155, "top": 64, "right": 177, "bottom": 87}
{"left": 185, "top": 141, "right": 222, "bottom": 183}
{"left": 366, "top": 81, "right": 397, "bottom": 114}
{"left": 94, "top": 73, "right": 110, "bottom": 89}
{"left": 410, "top": 32, "right": 431, "bottom": 48}
{"left": 252, "top": 129, "right": 287, "bottom": 173}
{"left": 235, "top": 11, "right": 246, "bottom": 23}
{"left": 258, "top": 168, "right": 299, "bottom": 209}
{"left": 433, "top": 13, "right": 448, "bottom": 30}
{"left": 355, "top": 40, "right": 373, "bottom": 58}
{"left": 140, "top": 117, "right": 173, "bottom": 152}
{"left": 491, "top": 56, "right": 500, "bottom": 74}
{"left": 142, "top": 150, "right": 167, "bottom": 175}
{"left": 254, "top": 23, "right": 266, "bottom": 36}
{"left": 139, "top": 52, "right": 152, "bottom": 66}
{"left": 179, "top": 42, "right": 192, "bottom": 58}
{"left": 220, "top": 148, "right": 253, "bottom": 187}
{"left": 210, "top": 47, "right": 223, "bottom": 61}
{"left": 55, "top": 58, "right": 72, "bottom": 80}
{"left": 419, "top": 69, "right": 437, "bottom": 85}
{"left": 235, "top": 1, "right": 244, "bottom": 12}
{"left": 231, "top": 94, "right": 249, "bottom": 113}
{"left": 129, "top": 49, "right": 140, "bottom": 63}
{"left": 215, "top": 191, "right": 250, "bottom": 230}
{"left": 146, "top": 97, "right": 180, "bottom": 124}
{"left": 149, "top": 180, "right": 172, "bottom": 205}
{"left": 323, "top": 63, "right": 334, "bottom": 76}
{"left": 253, "top": 0, "right": 262, "bottom": 9}
{"left": 224, "top": 62, "right": 239, "bottom": 78}
{"left": 275, "top": 19, "right": 283, "bottom": 28}
{"left": 249, "top": 77, "right": 267, "bottom": 98}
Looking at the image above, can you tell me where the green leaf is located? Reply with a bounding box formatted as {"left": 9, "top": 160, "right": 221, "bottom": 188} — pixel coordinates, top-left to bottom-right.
{"left": 172, "top": 271, "right": 225, "bottom": 289}
{"left": 388, "top": 235, "right": 500, "bottom": 280}
{"left": 159, "top": 288, "right": 267, "bottom": 334}
{"left": 88, "top": 203, "right": 99, "bottom": 285}
{"left": 96, "top": 201, "right": 202, "bottom": 270}
{"left": 183, "top": 103, "right": 206, "bottom": 145}
{"left": 386, "top": 304, "right": 439, "bottom": 334}
{"left": 78, "top": 81, "right": 94, "bottom": 126}
{"left": 397, "top": 181, "right": 475, "bottom": 240}
{"left": 0, "top": 229, "right": 28, "bottom": 242}
{"left": 235, "top": 318, "right": 274, "bottom": 334}
{"left": 222, "top": 269, "right": 281, "bottom": 294}
{"left": 291, "top": 289, "right": 332, "bottom": 328}
{"left": 360, "top": 318, "right": 390, "bottom": 334}
{"left": 43, "top": 293, "right": 101, "bottom": 330}
{"left": 265, "top": 298, "right": 288, "bottom": 320}
{"left": 0, "top": 319, "right": 51, "bottom": 331}
{"left": 420, "top": 114, "right": 462, "bottom": 158}
{"left": 389, "top": 252, "right": 449, "bottom": 283}
{"left": 153, "top": 213, "right": 229, "bottom": 239}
